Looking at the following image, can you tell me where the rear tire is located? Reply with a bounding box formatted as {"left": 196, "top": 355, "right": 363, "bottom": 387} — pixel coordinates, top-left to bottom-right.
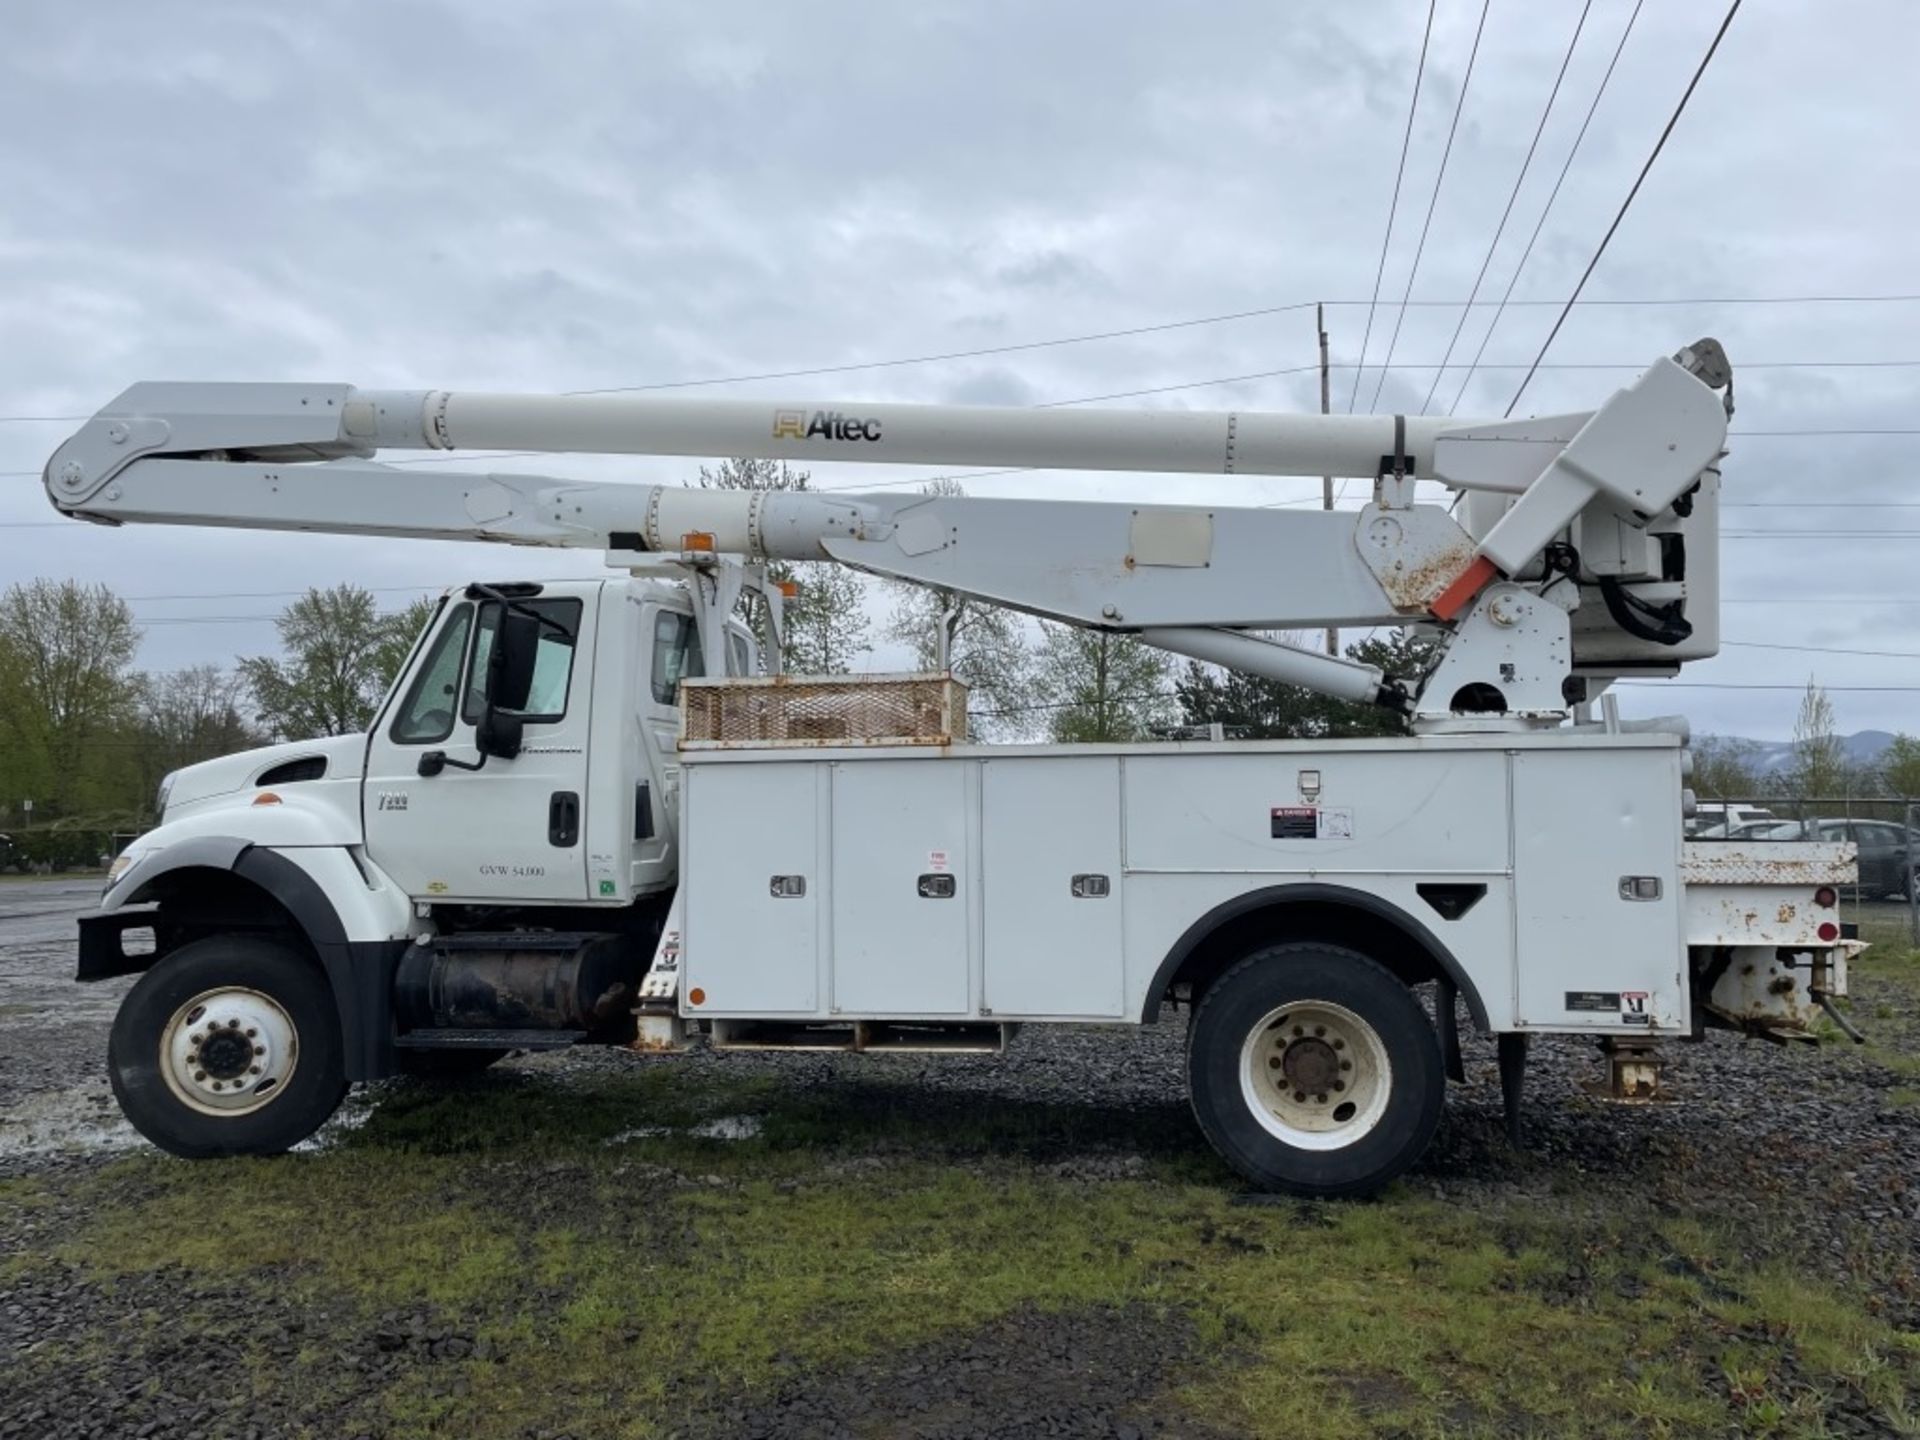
{"left": 109, "top": 935, "right": 348, "bottom": 1158}
{"left": 1187, "top": 942, "right": 1443, "bottom": 1197}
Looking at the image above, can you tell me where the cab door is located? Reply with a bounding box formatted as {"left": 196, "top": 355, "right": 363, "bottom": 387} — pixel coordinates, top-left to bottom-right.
{"left": 365, "top": 584, "right": 599, "bottom": 903}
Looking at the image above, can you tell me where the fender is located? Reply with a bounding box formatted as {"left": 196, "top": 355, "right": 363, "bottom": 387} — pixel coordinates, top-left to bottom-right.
{"left": 79, "top": 837, "right": 404, "bottom": 1081}
{"left": 1140, "top": 881, "right": 1491, "bottom": 1030}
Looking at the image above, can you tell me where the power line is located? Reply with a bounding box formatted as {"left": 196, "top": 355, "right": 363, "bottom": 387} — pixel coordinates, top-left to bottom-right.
{"left": 1419, "top": 0, "right": 1595, "bottom": 416}
{"left": 1367, "top": 0, "right": 1495, "bottom": 416}
{"left": 1349, "top": 0, "right": 1438, "bottom": 414}
{"left": 1449, "top": 0, "right": 1646, "bottom": 415}
{"left": 1615, "top": 682, "right": 1920, "bottom": 692}
{"left": 4, "top": 285, "right": 1920, "bottom": 434}
{"left": 1506, "top": 0, "right": 1744, "bottom": 415}
{"left": 1724, "top": 640, "right": 1920, "bottom": 660}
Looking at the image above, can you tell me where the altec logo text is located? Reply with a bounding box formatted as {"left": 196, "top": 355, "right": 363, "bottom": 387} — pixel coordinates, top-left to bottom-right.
{"left": 773, "top": 409, "right": 884, "bottom": 443}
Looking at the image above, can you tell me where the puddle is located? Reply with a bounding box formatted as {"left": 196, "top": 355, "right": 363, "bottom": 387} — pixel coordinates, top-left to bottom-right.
{"left": 692, "top": 1114, "right": 763, "bottom": 1140}
{"left": 0, "top": 1083, "right": 141, "bottom": 1159}
{"left": 0, "top": 1082, "right": 384, "bottom": 1163}
{"left": 604, "top": 1114, "right": 763, "bottom": 1146}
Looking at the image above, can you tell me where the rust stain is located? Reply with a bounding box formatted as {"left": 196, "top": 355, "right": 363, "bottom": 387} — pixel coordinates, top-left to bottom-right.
{"left": 1384, "top": 535, "right": 1479, "bottom": 612}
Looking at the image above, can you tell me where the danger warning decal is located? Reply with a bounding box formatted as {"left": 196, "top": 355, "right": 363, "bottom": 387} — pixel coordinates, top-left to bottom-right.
{"left": 1269, "top": 806, "right": 1355, "bottom": 840}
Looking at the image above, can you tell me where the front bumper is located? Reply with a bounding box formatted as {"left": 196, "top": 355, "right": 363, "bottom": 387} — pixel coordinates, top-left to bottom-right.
{"left": 76, "top": 906, "right": 161, "bottom": 981}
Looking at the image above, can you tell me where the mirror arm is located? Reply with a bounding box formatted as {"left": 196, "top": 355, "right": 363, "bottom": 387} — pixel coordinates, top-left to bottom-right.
{"left": 418, "top": 750, "right": 487, "bottom": 777}
{"left": 467, "top": 584, "right": 574, "bottom": 640}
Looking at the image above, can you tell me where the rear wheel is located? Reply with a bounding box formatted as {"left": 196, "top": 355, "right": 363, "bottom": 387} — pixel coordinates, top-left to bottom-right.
{"left": 1187, "top": 942, "right": 1443, "bottom": 1197}
{"left": 109, "top": 935, "right": 347, "bottom": 1157}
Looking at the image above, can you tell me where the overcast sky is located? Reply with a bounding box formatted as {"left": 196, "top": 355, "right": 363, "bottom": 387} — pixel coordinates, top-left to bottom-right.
{"left": 3, "top": 0, "right": 1916, "bottom": 740}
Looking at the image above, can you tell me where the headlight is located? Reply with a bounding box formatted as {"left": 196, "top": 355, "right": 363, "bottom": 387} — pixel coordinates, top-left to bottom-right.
{"left": 105, "top": 850, "right": 138, "bottom": 891}
{"left": 155, "top": 771, "right": 176, "bottom": 818}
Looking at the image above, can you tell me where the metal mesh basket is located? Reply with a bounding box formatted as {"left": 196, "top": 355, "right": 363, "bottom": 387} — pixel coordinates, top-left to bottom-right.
{"left": 679, "top": 673, "right": 968, "bottom": 749}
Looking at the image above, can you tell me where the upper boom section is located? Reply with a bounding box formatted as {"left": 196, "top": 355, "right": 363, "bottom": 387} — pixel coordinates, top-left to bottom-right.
{"left": 41, "top": 384, "right": 1530, "bottom": 506}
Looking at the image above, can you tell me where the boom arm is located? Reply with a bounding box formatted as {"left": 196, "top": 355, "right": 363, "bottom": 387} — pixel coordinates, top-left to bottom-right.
{"left": 44, "top": 344, "right": 1732, "bottom": 725}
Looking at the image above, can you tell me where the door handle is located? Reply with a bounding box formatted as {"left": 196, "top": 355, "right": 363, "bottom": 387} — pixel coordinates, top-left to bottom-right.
{"left": 549, "top": 791, "right": 580, "bottom": 847}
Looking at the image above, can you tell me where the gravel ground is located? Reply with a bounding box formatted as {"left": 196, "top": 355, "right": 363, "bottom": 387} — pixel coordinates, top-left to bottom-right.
{"left": 4, "top": 879, "right": 1919, "bottom": 1437}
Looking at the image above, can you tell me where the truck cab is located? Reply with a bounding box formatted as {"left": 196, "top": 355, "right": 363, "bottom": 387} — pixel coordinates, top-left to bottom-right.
{"left": 361, "top": 576, "right": 756, "bottom": 908}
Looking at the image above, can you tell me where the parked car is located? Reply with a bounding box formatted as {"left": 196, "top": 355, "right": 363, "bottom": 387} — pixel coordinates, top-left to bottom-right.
{"left": 1688, "top": 805, "right": 1777, "bottom": 838}
{"left": 1748, "top": 818, "right": 1917, "bottom": 899}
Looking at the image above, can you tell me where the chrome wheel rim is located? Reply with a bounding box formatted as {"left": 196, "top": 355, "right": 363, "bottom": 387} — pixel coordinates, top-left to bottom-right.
{"left": 159, "top": 987, "right": 298, "bottom": 1117}
{"left": 1239, "top": 1000, "right": 1392, "bottom": 1150}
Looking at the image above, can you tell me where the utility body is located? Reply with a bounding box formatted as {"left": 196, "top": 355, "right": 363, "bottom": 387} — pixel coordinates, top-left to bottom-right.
{"left": 48, "top": 340, "right": 1858, "bottom": 1195}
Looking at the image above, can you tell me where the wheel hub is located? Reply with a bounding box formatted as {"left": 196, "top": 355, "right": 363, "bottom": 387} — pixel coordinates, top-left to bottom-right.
{"left": 1241, "top": 1001, "right": 1392, "bottom": 1151}
{"left": 1280, "top": 1035, "right": 1341, "bottom": 1093}
{"left": 160, "top": 987, "right": 299, "bottom": 1116}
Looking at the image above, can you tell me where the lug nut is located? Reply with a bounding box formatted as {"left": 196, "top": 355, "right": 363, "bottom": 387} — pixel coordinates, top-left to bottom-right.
{"left": 1267, "top": 1057, "right": 1281, "bottom": 1070}
{"left": 1314, "top": 1026, "right": 1326, "bottom": 1037}
{"left": 1293, "top": 1091, "right": 1306, "bottom": 1103}
{"left": 1334, "top": 1080, "right": 1346, "bottom": 1092}
{"left": 211, "top": 1081, "right": 223, "bottom": 1091}
{"left": 1340, "top": 1060, "right": 1352, "bottom": 1072}
{"left": 227, "top": 1018, "right": 241, "bottom": 1029}
{"left": 253, "top": 1046, "right": 265, "bottom": 1057}
{"left": 249, "top": 1066, "right": 262, "bottom": 1076}
{"left": 193, "top": 1071, "right": 207, "bottom": 1082}
{"left": 246, "top": 1028, "right": 258, "bottom": 1038}
{"left": 1291, "top": 1026, "right": 1303, "bottom": 1037}
{"left": 1333, "top": 1039, "right": 1345, "bottom": 1051}
{"left": 1315, "top": 1093, "right": 1328, "bottom": 1104}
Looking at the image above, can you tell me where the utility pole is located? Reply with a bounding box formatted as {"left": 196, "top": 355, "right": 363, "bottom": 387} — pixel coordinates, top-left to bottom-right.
{"left": 1318, "top": 304, "right": 1337, "bottom": 656}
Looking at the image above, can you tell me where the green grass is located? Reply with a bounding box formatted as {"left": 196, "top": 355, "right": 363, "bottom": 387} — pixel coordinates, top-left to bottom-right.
{"left": 18, "top": 1058, "right": 1916, "bottom": 1440}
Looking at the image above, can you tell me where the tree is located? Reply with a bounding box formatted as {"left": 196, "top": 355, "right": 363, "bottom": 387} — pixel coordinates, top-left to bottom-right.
{"left": 696, "top": 457, "right": 869, "bottom": 673}
{"left": 884, "top": 479, "right": 1032, "bottom": 737}
{"left": 1789, "top": 678, "right": 1849, "bottom": 798}
{"left": 0, "top": 580, "right": 142, "bottom": 815}
{"left": 132, "top": 665, "right": 260, "bottom": 805}
{"left": 370, "top": 596, "right": 439, "bottom": 694}
{"left": 1882, "top": 734, "right": 1920, "bottom": 798}
{"left": 1691, "top": 735, "right": 1765, "bottom": 800}
{"left": 1034, "top": 624, "right": 1173, "bottom": 742}
{"left": 240, "top": 586, "right": 425, "bottom": 740}
{"left": 1173, "top": 628, "right": 1438, "bottom": 740}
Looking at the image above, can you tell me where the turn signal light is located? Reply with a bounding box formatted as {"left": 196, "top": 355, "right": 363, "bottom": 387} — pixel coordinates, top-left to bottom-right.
{"left": 777, "top": 579, "right": 799, "bottom": 599}
{"left": 681, "top": 531, "right": 716, "bottom": 553}
{"left": 1814, "top": 886, "right": 1838, "bottom": 909}
{"left": 252, "top": 792, "right": 282, "bottom": 806}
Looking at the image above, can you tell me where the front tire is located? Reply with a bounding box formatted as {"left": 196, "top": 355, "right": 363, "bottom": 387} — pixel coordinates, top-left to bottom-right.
{"left": 109, "top": 935, "right": 348, "bottom": 1158}
{"left": 1187, "top": 942, "right": 1444, "bottom": 1198}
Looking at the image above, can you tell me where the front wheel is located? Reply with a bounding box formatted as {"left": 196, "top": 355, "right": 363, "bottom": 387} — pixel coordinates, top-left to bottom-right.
{"left": 109, "top": 935, "right": 348, "bottom": 1157}
{"left": 1187, "top": 943, "right": 1443, "bottom": 1197}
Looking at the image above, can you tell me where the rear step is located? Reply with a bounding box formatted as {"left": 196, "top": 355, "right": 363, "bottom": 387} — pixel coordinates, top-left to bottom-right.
{"left": 394, "top": 1028, "right": 587, "bottom": 1051}
{"left": 710, "top": 1019, "right": 1014, "bottom": 1054}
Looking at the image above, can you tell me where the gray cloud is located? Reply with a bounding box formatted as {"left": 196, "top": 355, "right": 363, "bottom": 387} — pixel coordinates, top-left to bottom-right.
{"left": 2, "top": 0, "right": 1916, "bottom": 739}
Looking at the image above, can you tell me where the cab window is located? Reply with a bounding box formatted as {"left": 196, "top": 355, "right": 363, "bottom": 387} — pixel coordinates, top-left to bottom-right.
{"left": 650, "top": 610, "right": 705, "bottom": 703}
{"left": 390, "top": 603, "right": 474, "bottom": 744}
{"left": 463, "top": 598, "right": 583, "bottom": 723}
{"left": 727, "top": 630, "right": 752, "bottom": 677}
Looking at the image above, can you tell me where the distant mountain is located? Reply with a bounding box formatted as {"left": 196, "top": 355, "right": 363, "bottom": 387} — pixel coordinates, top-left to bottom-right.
{"left": 1698, "top": 730, "right": 1896, "bottom": 776}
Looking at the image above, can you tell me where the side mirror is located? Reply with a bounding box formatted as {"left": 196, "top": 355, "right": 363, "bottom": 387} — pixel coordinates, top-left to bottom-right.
{"left": 475, "top": 608, "right": 540, "bottom": 760}
{"left": 491, "top": 608, "right": 541, "bottom": 712}
{"left": 476, "top": 708, "right": 524, "bottom": 761}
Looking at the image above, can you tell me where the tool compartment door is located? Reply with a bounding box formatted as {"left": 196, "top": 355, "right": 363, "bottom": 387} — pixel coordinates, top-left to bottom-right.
{"left": 830, "top": 761, "right": 970, "bottom": 1015}
{"left": 982, "top": 757, "right": 1124, "bottom": 1017}
{"left": 1512, "top": 748, "right": 1685, "bottom": 1030}
{"left": 681, "top": 761, "right": 820, "bottom": 1014}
